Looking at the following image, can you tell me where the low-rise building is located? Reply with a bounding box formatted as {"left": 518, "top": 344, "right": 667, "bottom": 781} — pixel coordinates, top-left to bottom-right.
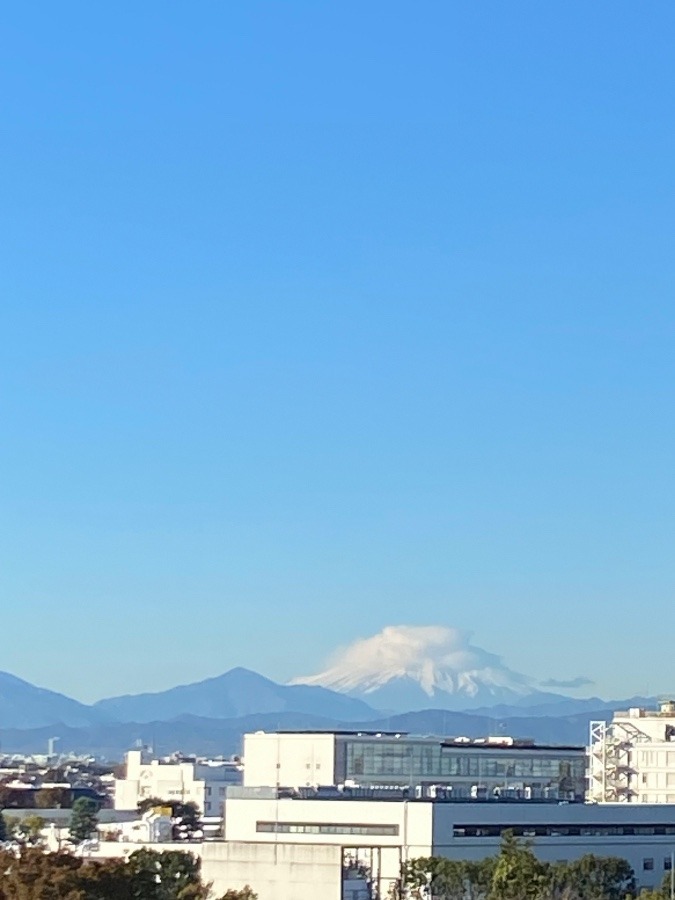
{"left": 221, "top": 788, "right": 675, "bottom": 896}
{"left": 114, "top": 750, "right": 242, "bottom": 816}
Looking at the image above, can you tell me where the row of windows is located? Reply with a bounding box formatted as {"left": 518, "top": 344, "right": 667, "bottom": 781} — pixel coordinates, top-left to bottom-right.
{"left": 345, "top": 742, "right": 583, "bottom": 782}
{"left": 638, "top": 751, "right": 675, "bottom": 767}
{"left": 644, "top": 858, "right": 673, "bottom": 871}
{"left": 256, "top": 821, "right": 400, "bottom": 836}
{"left": 454, "top": 824, "right": 675, "bottom": 838}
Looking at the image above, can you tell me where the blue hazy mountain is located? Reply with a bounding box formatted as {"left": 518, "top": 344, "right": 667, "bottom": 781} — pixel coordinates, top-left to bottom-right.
{"left": 0, "top": 707, "right": 613, "bottom": 759}
{"left": 0, "top": 662, "right": 660, "bottom": 757}
{"left": 0, "top": 671, "right": 110, "bottom": 729}
{"left": 93, "top": 667, "right": 377, "bottom": 723}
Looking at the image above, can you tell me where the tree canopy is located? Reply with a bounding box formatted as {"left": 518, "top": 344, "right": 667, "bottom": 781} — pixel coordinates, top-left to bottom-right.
{"left": 68, "top": 797, "right": 99, "bottom": 844}
{"left": 400, "top": 832, "right": 638, "bottom": 900}
{"left": 0, "top": 847, "right": 255, "bottom": 900}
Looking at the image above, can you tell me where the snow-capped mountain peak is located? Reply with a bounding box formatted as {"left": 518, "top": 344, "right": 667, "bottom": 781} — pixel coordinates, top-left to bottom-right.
{"left": 290, "top": 625, "right": 538, "bottom": 712}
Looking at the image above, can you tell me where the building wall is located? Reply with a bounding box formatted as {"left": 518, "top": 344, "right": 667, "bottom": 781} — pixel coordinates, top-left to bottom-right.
{"left": 243, "top": 733, "right": 336, "bottom": 788}
{"left": 225, "top": 795, "right": 433, "bottom": 852}
{"left": 431, "top": 802, "right": 675, "bottom": 890}
{"left": 225, "top": 794, "right": 675, "bottom": 892}
{"left": 202, "top": 841, "right": 342, "bottom": 900}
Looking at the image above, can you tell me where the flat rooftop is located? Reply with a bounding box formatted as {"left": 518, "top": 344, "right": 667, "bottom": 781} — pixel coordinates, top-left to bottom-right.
{"left": 250, "top": 731, "right": 583, "bottom": 750}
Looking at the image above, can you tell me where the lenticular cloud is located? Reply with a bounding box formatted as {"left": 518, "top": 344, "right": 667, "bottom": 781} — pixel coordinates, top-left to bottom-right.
{"left": 292, "top": 624, "right": 532, "bottom": 699}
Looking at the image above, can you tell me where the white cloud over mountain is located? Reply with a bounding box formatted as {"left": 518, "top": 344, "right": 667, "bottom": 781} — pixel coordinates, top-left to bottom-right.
{"left": 291, "top": 625, "right": 535, "bottom": 708}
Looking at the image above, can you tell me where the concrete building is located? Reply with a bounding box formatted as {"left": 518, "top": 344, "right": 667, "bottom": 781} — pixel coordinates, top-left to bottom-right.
{"left": 589, "top": 700, "right": 675, "bottom": 803}
{"left": 114, "top": 750, "right": 242, "bottom": 816}
{"left": 77, "top": 792, "right": 675, "bottom": 900}
{"left": 243, "top": 731, "right": 586, "bottom": 800}
{"left": 220, "top": 788, "right": 675, "bottom": 896}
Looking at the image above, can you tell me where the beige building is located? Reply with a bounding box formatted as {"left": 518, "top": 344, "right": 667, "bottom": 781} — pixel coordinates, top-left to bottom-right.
{"left": 114, "top": 750, "right": 241, "bottom": 816}
{"left": 589, "top": 701, "right": 675, "bottom": 803}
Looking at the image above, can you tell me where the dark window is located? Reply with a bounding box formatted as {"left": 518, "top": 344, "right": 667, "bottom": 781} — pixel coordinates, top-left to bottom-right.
{"left": 644, "top": 859, "right": 654, "bottom": 871}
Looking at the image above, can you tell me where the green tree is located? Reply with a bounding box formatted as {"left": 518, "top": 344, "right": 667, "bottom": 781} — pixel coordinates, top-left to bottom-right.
{"left": 127, "top": 848, "right": 209, "bottom": 900}
{"left": 68, "top": 797, "right": 99, "bottom": 843}
{"left": 0, "top": 811, "right": 6, "bottom": 843}
{"left": 0, "top": 847, "right": 217, "bottom": 900}
{"left": 635, "top": 868, "right": 675, "bottom": 900}
{"left": 18, "top": 815, "right": 45, "bottom": 844}
{"left": 401, "top": 855, "right": 494, "bottom": 900}
{"left": 0, "top": 846, "right": 84, "bottom": 899}
{"left": 76, "top": 857, "right": 146, "bottom": 900}
{"left": 488, "top": 831, "right": 549, "bottom": 900}
{"left": 403, "top": 856, "right": 471, "bottom": 899}
{"left": 547, "top": 854, "right": 636, "bottom": 900}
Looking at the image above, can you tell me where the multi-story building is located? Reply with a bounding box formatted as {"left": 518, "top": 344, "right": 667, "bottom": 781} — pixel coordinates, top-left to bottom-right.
{"left": 220, "top": 787, "right": 675, "bottom": 897}
{"left": 243, "top": 731, "right": 586, "bottom": 800}
{"left": 114, "top": 750, "right": 242, "bottom": 816}
{"left": 589, "top": 700, "right": 675, "bottom": 803}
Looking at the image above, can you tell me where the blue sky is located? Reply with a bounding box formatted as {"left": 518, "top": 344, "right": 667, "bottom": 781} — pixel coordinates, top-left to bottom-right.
{"left": 2, "top": 2, "right": 674, "bottom": 702}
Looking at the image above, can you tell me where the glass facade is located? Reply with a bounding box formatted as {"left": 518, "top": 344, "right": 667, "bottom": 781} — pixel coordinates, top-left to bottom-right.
{"left": 342, "top": 739, "right": 585, "bottom": 798}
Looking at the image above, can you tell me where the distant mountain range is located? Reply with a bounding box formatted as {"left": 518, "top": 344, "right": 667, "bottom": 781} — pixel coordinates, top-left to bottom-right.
{"left": 93, "top": 668, "right": 375, "bottom": 723}
{"left": 0, "top": 662, "right": 656, "bottom": 760}
{"left": 0, "top": 671, "right": 108, "bottom": 730}
{"left": 0, "top": 708, "right": 613, "bottom": 760}
{"left": 0, "top": 667, "right": 376, "bottom": 730}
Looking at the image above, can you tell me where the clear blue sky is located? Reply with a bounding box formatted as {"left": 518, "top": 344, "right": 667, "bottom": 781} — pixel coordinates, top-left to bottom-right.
{"left": 2, "top": 2, "right": 674, "bottom": 702}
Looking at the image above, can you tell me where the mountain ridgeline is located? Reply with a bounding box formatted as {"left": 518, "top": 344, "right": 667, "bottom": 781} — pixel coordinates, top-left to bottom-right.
{"left": 0, "top": 664, "right": 651, "bottom": 759}
{"left": 92, "top": 668, "right": 376, "bottom": 723}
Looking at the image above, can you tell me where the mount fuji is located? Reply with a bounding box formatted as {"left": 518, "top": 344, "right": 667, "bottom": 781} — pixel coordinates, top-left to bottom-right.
{"left": 290, "top": 625, "right": 567, "bottom": 713}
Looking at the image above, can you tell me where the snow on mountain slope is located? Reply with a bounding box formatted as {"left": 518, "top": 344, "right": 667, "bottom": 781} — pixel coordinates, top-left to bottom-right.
{"left": 291, "top": 625, "right": 556, "bottom": 712}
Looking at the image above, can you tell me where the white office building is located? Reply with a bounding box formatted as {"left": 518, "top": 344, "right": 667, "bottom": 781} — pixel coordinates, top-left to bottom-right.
{"left": 590, "top": 701, "right": 675, "bottom": 803}
{"left": 218, "top": 787, "right": 675, "bottom": 897}
{"left": 114, "top": 750, "right": 242, "bottom": 816}
{"left": 243, "top": 730, "right": 586, "bottom": 800}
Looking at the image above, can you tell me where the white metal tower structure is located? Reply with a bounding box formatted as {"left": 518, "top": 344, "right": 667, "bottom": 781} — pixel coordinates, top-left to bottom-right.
{"left": 588, "top": 715, "right": 654, "bottom": 802}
